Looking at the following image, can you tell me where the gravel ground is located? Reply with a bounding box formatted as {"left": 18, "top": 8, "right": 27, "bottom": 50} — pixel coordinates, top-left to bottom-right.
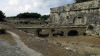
{"left": 18, "top": 34, "right": 81, "bottom": 56}
{"left": 1, "top": 23, "right": 100, "bottom": 56}
{"left": 7, "top": 31, "right": 43, "bottom": 56}
{"left": 0, "top": 24, "right": 91, "bottom": 56}
{"left": 0, "top": 41, "right": 28, "bottom": 56}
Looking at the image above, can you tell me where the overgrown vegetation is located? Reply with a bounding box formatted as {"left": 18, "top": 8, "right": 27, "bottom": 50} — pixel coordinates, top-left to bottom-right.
{"left": 16, "top": 12, "right": 41, "bottom": 19}
{"left": 0, "top": 29, "right": 6, "bottom": 34}
{"left": 0, "top": 33, "right": 16, "bottom": 45}
{"left": 7, "top": 12, "right": 49, "bottom": 21}
{"left": 88, "top": 25, "right": 94, "bottom": 30}
{"left": 0, "top": 10, "right": 6, "bottom": 21}
{"left": 0, "top": 29, "right": 15, "bottom": 45}
{"left": 41, "top": 15, "right": 49, "bottom": 21}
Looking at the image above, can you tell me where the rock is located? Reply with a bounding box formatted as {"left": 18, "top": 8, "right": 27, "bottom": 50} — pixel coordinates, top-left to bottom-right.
{"left": 95, "top": 25, "right": 100, "bottom": 36}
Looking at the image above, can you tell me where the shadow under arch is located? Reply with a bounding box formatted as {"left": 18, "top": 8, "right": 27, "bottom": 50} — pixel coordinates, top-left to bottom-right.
{"left": 68, "top": 30, "right": 79, "bottom": 36}
{"left": 36, "top": 28, "right": 49, "bottom": 37}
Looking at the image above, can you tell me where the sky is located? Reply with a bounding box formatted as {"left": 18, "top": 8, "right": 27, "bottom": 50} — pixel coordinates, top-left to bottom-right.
{"left": 0, "top": 0, "right": 75, "bottom": 16}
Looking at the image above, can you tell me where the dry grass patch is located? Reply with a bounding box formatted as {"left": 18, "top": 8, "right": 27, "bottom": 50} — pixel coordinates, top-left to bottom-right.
{"left": 51, "top": 36, "right": 100, "bottom": 45}
{"left": 0, "top": 33, "right": 16, "bottom": 45}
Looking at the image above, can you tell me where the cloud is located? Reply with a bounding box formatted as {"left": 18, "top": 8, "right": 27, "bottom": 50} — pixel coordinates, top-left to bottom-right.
{"left": 9, "top": 0, "right": 19, "bottom": 6}
{"left": 17, "top": 4, "right": 32, "bottom": 12}
{"left": 0, "top": 0, "right": 75, "bottom": 16}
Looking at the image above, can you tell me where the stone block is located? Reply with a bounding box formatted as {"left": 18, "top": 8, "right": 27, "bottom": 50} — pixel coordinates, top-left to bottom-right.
{"left": 64, "top": 4, "right": 72, "bottom": 11}
{"left": 63, "top": 0, "right": 100, "bottom": 11}
{"left": 50, "top": 8, "right": 59, "bottom": 13}
{"left": 58, "top": 6, "right": 64, "bottom": 13}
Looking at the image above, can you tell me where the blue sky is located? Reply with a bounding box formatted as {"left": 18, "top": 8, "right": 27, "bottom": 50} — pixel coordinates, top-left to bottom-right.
{"left": 0, "top": 0, "right": 75, "bottom": 16}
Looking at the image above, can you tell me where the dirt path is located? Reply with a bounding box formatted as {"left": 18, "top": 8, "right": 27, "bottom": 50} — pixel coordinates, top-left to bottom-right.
{"left": 7, "top": 31, "right": 43, "bottom": 56}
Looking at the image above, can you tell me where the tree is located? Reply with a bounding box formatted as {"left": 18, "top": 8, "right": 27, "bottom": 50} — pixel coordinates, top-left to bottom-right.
{"left": 0, "top": 10, "right": 6, "bottom": 21}
{"left": 41, "top": 15, "right": 49, "bottom": 21}
{"left": 0, "top": 29, "right": 6, "bottom": 34}
{"left": 16, "top": 12, "right": 41, "bottom": 19}
{"left": 75, "top": 0, "right": 93, "bottom": 3}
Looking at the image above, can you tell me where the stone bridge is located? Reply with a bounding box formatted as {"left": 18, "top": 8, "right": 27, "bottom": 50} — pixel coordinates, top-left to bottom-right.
{"left": 16, "top": 26, "right": 86, "bottom": 37}
{"left": 0, "top": 22, "right": 87, "bottom": 37}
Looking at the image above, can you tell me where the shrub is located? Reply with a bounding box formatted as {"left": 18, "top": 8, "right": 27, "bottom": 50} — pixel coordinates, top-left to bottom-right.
{"left": 0, "top": 29, "right": 6, "bottom": 34}
{"left": 83, "top": 33, "right": 87, "bottom": 36}
{"left": 23, "top": 21, "right": 29, "bottom": 24}
{"left": 88, "top": 25, "right": 94, "bottom": 30}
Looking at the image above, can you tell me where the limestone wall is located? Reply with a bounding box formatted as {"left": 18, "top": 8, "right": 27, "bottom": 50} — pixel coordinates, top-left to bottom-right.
{"left": 50, "top": 0, "right": 100, "bottom": 26}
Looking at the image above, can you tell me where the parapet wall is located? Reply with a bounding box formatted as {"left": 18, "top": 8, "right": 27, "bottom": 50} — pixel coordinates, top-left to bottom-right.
{"left": 51, "top": 0, "right": 100, "bottom": 13}
{"left": 49, "top": 0, "right": 100, "bottom": 26}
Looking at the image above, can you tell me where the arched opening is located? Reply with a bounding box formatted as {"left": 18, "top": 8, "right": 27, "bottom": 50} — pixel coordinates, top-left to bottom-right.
{"left": 88, "top": 25, "right": 94, "bottom": 30}
{"left": 53, "top": 31, "right": 64, "bottom": 37}
{"left": 68, "top": 30, "right": 78, "bottom": 36}
{"left": 36, "top": 29, "right": 49, "bottom": 37}
{"left": 52, "top": 29, "right": 64, "bottom": 37}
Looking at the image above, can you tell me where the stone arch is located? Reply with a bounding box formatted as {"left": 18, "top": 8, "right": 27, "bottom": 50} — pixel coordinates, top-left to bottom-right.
{"left": 87, "top": 25, "right": 94, "bottom": 30}
{"left": 68, "top": 30, "right": 79, "bottom": 36}
{"left": 52, "top": 29, "right": 64, "bottom": 37}
{"left": 36, "top": 28, "right": 49, "bottom": 37}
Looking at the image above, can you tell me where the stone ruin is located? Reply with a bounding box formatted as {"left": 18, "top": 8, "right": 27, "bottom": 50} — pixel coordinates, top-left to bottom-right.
{"left": 5, "top": 0, "right": 100, "bottom": 37}
{"left": 49, "top": 0, "right": 100, "bottom": 36}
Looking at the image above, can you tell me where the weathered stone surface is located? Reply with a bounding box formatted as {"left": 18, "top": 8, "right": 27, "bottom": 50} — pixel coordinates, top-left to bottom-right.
{"left": 59, "top": 13, "right": 68, "bottom": 25}
{"left": 95, "top": 25, "right": 100, "bottom": 36}
{"left": 48, "top": 0, "right": 100, "bottom": 36}
{"left": 51, "top": 0, "right": 100, "bottom": 12}
{"left": 50, "top": 0, "right": 100, "bottom": 26}
{"left": 50, "top": 13, "right": 60, "bottom": 25}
